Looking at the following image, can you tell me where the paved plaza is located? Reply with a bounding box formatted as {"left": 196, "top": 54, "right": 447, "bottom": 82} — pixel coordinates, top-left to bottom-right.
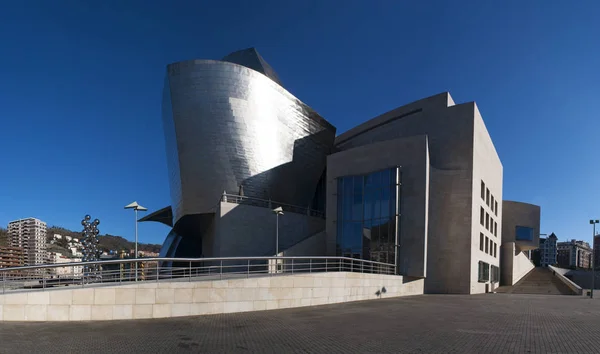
{"left": 1, "top": 293, "right": 600, "bottom": 353}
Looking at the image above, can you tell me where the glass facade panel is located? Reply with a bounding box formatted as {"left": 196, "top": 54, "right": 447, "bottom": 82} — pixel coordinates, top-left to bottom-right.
{"left": 336, "top": 167, "right": 400, "bottom": 266}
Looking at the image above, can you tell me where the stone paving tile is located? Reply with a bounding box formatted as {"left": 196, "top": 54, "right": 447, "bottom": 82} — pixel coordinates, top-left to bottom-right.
{"left": 1, "top": 294, "right": 600, "bottom": 353}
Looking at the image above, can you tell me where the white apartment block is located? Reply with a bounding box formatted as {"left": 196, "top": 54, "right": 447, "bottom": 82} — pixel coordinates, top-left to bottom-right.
{"left": 46, "top": 252, "right": 83, "bottom": 277}
{"left": 8, "top": 217, "right": 48, "bottom": 266}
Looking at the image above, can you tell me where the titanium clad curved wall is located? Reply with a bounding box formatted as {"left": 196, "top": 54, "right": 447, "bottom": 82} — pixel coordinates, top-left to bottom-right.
{"left": 163, "top": 60, "right": 335, "bottom": 223}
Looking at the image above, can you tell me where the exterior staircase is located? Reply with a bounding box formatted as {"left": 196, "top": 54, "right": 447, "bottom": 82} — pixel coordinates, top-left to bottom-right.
{"left": 495, "top": 267, "right": 577, "bottom": 295}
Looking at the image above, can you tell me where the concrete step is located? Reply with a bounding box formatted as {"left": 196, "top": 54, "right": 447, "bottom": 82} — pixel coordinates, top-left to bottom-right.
{"left": 496, "top": 267, "right": 577, "bottom": 295}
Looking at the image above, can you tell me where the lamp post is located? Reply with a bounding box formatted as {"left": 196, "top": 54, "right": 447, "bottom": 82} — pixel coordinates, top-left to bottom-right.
{"left": 273, "top": 206, "right": 284, "bottom": 257}
{"left": 591, "top": 219, "right": 599, "bottom": 298}
{"left": 125, "top": 201, "right": 147, "bottom": 281}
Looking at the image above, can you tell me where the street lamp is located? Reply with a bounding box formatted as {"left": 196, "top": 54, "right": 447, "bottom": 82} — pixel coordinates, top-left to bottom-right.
{"left": 273, "top": 206, "right": 284, "bottom": 256}
{"left": 590, "top": 219, "right": 599, "bottom": 298}
{"left": 125, "top": 201, "right": 147, "bottom": 281}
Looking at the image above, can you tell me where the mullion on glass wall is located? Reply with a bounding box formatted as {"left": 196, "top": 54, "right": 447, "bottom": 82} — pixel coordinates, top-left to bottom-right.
{"left": 336, "top": 167, "right": 400, "bottom": 267}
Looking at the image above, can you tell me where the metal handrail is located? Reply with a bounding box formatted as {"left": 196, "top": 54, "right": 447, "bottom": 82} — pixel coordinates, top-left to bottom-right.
{"left": 221, "top": 194, "right": 325, "bottom": 218}
{"left": 0, "top": 256, "right": 393, "bottom": 273}
{"left": 0, "top": 256, "right": 397, "bottom": 294}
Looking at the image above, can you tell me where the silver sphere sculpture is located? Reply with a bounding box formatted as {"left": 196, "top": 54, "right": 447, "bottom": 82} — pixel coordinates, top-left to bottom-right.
{"left": 81, "top": 215, "right": 101, "bottom": 278}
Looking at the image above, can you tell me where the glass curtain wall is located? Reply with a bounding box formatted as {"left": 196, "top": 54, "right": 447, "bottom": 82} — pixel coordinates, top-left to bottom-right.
{"left": 336, "top": 167, "right": 400, "bottom": 264}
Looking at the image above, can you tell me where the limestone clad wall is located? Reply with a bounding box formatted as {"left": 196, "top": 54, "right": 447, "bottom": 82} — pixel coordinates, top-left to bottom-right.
{"left": 0, "top": 272, "right": 423, "bottom": 321}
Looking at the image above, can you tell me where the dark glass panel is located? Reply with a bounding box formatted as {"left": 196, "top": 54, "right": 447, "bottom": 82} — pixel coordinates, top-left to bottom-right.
{"left": 352, "top": 193, "right": 363, "bottom": 221}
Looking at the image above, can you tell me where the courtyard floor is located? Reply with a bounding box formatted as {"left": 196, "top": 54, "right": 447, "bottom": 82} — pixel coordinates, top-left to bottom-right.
{"left": 1, "top": 293, "right": 599, "bottom": 353}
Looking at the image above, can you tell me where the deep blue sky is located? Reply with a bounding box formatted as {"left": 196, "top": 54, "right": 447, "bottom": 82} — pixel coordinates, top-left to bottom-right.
{"left": 0, "top": 1, "right": 598, "bottom": 245}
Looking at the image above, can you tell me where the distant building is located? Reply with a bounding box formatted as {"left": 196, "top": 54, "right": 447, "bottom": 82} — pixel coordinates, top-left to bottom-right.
{"left": 8, "top": 217, "right": 47, "bottom": 266}
{"left": 0, "top": 246, "right": 24, "bottom": 268}
{"left": 557, "top": 239, "right": 592, "bottom": 269}
{"left": 538, "top": 233, "right": 558, "bottom": 267}
{"left": 46, "top": 252, "right": 83, "bottom": 277}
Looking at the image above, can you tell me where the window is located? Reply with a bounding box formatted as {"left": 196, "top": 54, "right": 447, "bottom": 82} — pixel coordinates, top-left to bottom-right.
{"left": 489, "top": 239, "right": 493, "bottom": 255}
{"left": 494, "top": 221, "right": 497, "bottom": 236}
{"left": 485, "top": 213, "right": 489, "bottom": 230}
{"left": 485, "top": 236, "right": 489, "bottom": 253}
{"left": 480, "top": 207, "right": 484, "bottom": 226}
{"left": 491, "top": 265, "right": 499, "bottom": 283}
{"left": 336, "top": 168, "right": 399, "bottom": 263}
{"left": 486, "top": 188, "right": 490, "bottom": 206}
{"left": 481, "top": 181, "right": 485, "bottom": 200}
{"left": 495, "top": 201, "right": 498, "bottom": 216}
{"left": 491, "top": 195, "right": 494, "bottom": 211}
{"left": 480, "top": 233, "right": 484, "bottom": 251}
{"left": 515, "top": 226, "right": 534, "bottom": 241}
{"left": 478, "top": 261, "right": 490, "bottom": 282}
{"left": 494, "top": 243, "right": 497, "bottom": 258}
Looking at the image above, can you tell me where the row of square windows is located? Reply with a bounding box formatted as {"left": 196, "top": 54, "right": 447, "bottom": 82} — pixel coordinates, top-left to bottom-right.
{"left": 480, "top": 207, "right": 497, "bottom": 236}
{"left": 480, "top": 233, "right": 497, "bottom": 258}
{"left": 481, "top": 180, "right": 498, "bottom": 216}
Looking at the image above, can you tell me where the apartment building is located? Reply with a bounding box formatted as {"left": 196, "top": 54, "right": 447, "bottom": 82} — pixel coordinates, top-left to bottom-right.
{"left": 0, "top": 246, "right": 24, "bottom": 268}
{"left": 557, "top": 239, "right": 592, "bottom": 269}
{"left": 8, "top": 217, "right": 47, "bottom": 266}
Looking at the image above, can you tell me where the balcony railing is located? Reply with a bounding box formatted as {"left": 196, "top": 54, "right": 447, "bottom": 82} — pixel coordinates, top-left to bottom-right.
{"left": 0, "top": 256, "right": 396, "bottom": 294}
{"left": 220, "top": 193, "right": 325, "bottom": 218}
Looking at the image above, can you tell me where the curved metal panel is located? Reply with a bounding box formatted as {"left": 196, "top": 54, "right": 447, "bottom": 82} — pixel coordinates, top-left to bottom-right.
{"left": 163, "top": 60, "right": 336, "bottom": 223}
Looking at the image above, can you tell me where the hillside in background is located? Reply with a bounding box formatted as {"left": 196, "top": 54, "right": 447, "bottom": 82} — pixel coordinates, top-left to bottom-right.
{"left": 0, "top": 226, "right": 161, "bottom": 253}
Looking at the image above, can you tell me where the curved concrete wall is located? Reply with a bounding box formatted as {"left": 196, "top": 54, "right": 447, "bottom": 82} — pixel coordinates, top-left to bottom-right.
{"left": 163, "top": 60, "right": 336, "bottom": 223}
{"left": 0, "top": 273, "right": 423, "bottom": 322}
{"left": 501, "top": 201, "right": 541, "bottom": 252}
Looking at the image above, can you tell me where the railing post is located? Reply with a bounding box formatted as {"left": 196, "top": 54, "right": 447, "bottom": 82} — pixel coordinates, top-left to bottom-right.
{"left": 189, "top": 261, "right": 192, "bottom": 282}
{"left": 247, "top": 259, "right": 250, "bottom": 278}
{"left": 339, "top": 259, "right": 341, "bottom": 272}
{"left": 2, "top": 272, "right": 5, "bottom": 294}
{"left": 291, "top": 259, "right": 294, "bottom": 274}
{"left": 326, "top": 259, "right": 328, "bottom": 272}
{"left": 361, "top": 261, "right": 364, "bottom": 273}
{"left": 220, "top": 260, "right": 223, "bottom": 280}
{"left": 156, "top": 263, "right": 160, "bottom": 282}
{"left": 351, "top": 259, "right": 353, "bottom": 273}
{"left": 309, "top": 259, "right": 312, "bottom": 273}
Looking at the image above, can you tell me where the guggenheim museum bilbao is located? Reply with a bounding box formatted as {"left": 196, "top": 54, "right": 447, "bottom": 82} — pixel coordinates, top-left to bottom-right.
{"left": 141, "top": 48, "right": 541, "bottom": 295}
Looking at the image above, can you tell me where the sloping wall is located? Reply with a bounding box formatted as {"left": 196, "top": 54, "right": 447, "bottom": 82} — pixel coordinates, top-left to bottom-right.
{"left": 501, "top": 242, "right": 534, "bottom": 285}
{"left": 0, "top": 272, "right": 423, "bottom": 322}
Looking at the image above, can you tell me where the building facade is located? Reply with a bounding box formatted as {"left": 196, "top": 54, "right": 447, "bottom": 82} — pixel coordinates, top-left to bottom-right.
{"left": 8, "top": 218, "right": 47, "bottom": 266}
{"left": 46, "top": 252, "right": 83, "bottom": 277}
{"left": 500, "top": 201, "right": 541, "bottom": 286}
{"left": 539, "top": 233, "right": 557, "bottom": 267}
{"left": 0, "top": 246, "right": 24, "bottom": 268}
{"left": 141, "top": 48, "right": 540, "bottom": 295}
{"left": 557, "top": 239, "right": 592, "bottom": 269}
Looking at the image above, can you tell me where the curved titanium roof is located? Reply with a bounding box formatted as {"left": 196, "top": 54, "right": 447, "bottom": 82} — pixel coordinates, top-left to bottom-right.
{"left": 162, "top": 49, "right": 336, "bottom": 224}
{"left": 221, "top": 48, "right": 282, "bottom": 86}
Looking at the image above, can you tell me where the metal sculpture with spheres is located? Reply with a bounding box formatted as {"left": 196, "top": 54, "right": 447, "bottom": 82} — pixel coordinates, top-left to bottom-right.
{"left": 81, "top": 215, "right": 101, "bottom": 278}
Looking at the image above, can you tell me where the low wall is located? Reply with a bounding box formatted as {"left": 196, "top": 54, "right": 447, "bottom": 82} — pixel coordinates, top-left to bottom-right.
{"left": 0, "top": 272, "right": 423, "bottom": 321}
{"left": 513, "top": 251, "right": 535, "bottom": 285}
{"left": 548, "top": 266, "right": 583, "bottom": 295}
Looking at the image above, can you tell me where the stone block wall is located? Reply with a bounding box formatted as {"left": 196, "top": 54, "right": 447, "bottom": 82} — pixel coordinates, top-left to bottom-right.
{"left": 0, "top": 272, "right": 423, "bottom": 321}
